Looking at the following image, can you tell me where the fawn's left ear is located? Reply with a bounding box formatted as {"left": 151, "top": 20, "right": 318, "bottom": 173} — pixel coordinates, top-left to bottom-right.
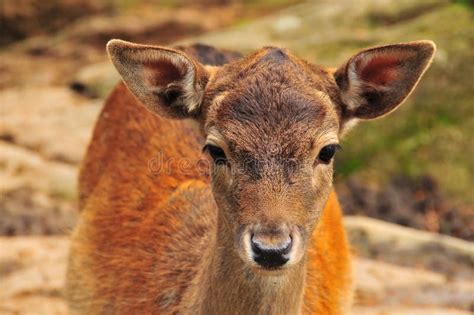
{"left": 334, "top": 40, "right": 436, "bottom": 122}
{"left": 107, "top": 39, "right": 210, "bottom": 119}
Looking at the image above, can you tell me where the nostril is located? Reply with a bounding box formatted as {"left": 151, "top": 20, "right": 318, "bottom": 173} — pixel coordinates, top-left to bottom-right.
{"left": 250, "top": 235, "right": 292, "bottom": 269}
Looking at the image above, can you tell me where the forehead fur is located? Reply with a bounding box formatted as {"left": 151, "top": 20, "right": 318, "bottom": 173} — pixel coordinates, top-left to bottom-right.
{"left": 203, "top": 47, "right": 341, "bottom": 157}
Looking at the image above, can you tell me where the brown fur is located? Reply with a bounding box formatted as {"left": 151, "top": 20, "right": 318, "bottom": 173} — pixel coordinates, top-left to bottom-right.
{"left": 67, "top": 41, "right": 435, "bottom": 314}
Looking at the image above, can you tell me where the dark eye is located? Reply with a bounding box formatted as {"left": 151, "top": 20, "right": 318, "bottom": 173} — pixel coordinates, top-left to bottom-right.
{"left": 203, "top": 144, "right": 228, "bottom": 166}
{"left": 317, "top": 144, "right": 340, "bottom": 164}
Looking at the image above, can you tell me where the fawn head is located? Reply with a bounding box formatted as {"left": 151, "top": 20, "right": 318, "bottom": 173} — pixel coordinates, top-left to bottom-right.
{"left": 107, "top": 40, "right": 435, "bottom": 272}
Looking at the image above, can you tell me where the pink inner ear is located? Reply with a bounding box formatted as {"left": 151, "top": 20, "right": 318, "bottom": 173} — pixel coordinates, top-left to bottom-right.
{"left": 143, "top": 59, "right": 185, "bottom": 87}
{"left": 359, "top": 53, "right": 403, "bottom": 86}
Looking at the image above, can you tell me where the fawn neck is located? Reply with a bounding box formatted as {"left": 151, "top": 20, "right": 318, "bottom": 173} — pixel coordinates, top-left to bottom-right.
{"left": 199, "top": 211, "right": 307, "bottom": 315}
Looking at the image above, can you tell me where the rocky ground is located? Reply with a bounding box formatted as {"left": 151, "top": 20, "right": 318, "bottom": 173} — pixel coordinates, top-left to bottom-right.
{"left": 1, "top": 219, "right": 472, "bottom": 315}
{"left": 0, "top": 0, "right": 473, "bottom": 314}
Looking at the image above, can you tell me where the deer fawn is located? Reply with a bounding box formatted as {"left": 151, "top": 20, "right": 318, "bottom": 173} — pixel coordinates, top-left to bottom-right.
{"left": 66, "top": 39, "right": 435, "bottom": 314}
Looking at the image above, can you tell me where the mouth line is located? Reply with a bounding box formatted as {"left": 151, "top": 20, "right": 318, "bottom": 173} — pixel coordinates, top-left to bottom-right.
{"left": 251, "top": 265, "right": 289, "bottom": 276}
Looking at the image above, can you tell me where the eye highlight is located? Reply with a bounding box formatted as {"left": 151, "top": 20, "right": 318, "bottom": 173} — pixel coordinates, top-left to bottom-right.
{"left": 203, "top": 144, "right": 228, "bottom": 166}
{"left": 317, "top": 144, "right": 341, "bottom": 164}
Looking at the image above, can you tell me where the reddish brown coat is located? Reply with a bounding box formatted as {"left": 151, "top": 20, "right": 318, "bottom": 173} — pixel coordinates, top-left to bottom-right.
{"left": 68, "top": 41, "right": 434, "bottom": 314}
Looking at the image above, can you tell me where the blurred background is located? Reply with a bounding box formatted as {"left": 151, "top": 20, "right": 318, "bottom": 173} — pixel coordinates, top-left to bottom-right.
{"left": 0, "top": 0, "right": 472, "bottom": 314}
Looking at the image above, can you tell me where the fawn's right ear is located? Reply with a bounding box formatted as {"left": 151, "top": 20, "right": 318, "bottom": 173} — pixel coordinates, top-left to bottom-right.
{"left": 107, "top": 39, "right": 210, "bottom": 119}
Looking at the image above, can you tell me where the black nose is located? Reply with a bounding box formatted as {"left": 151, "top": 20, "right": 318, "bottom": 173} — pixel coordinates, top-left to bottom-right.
{"left": 251, "top": 235, "right": 292, "bottom": 269}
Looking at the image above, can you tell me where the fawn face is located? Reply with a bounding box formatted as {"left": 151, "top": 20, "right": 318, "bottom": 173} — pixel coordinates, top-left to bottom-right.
{"left": 201, "top": 49, "right": 342, "bottom": 270}
{"left": 108, "top": 40, "right": 435, "bottom": 272}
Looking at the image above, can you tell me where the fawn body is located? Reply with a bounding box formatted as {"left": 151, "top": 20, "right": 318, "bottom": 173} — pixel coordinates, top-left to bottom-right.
{"left": 67, "top": 41, "right": 435, "bottom": 314}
